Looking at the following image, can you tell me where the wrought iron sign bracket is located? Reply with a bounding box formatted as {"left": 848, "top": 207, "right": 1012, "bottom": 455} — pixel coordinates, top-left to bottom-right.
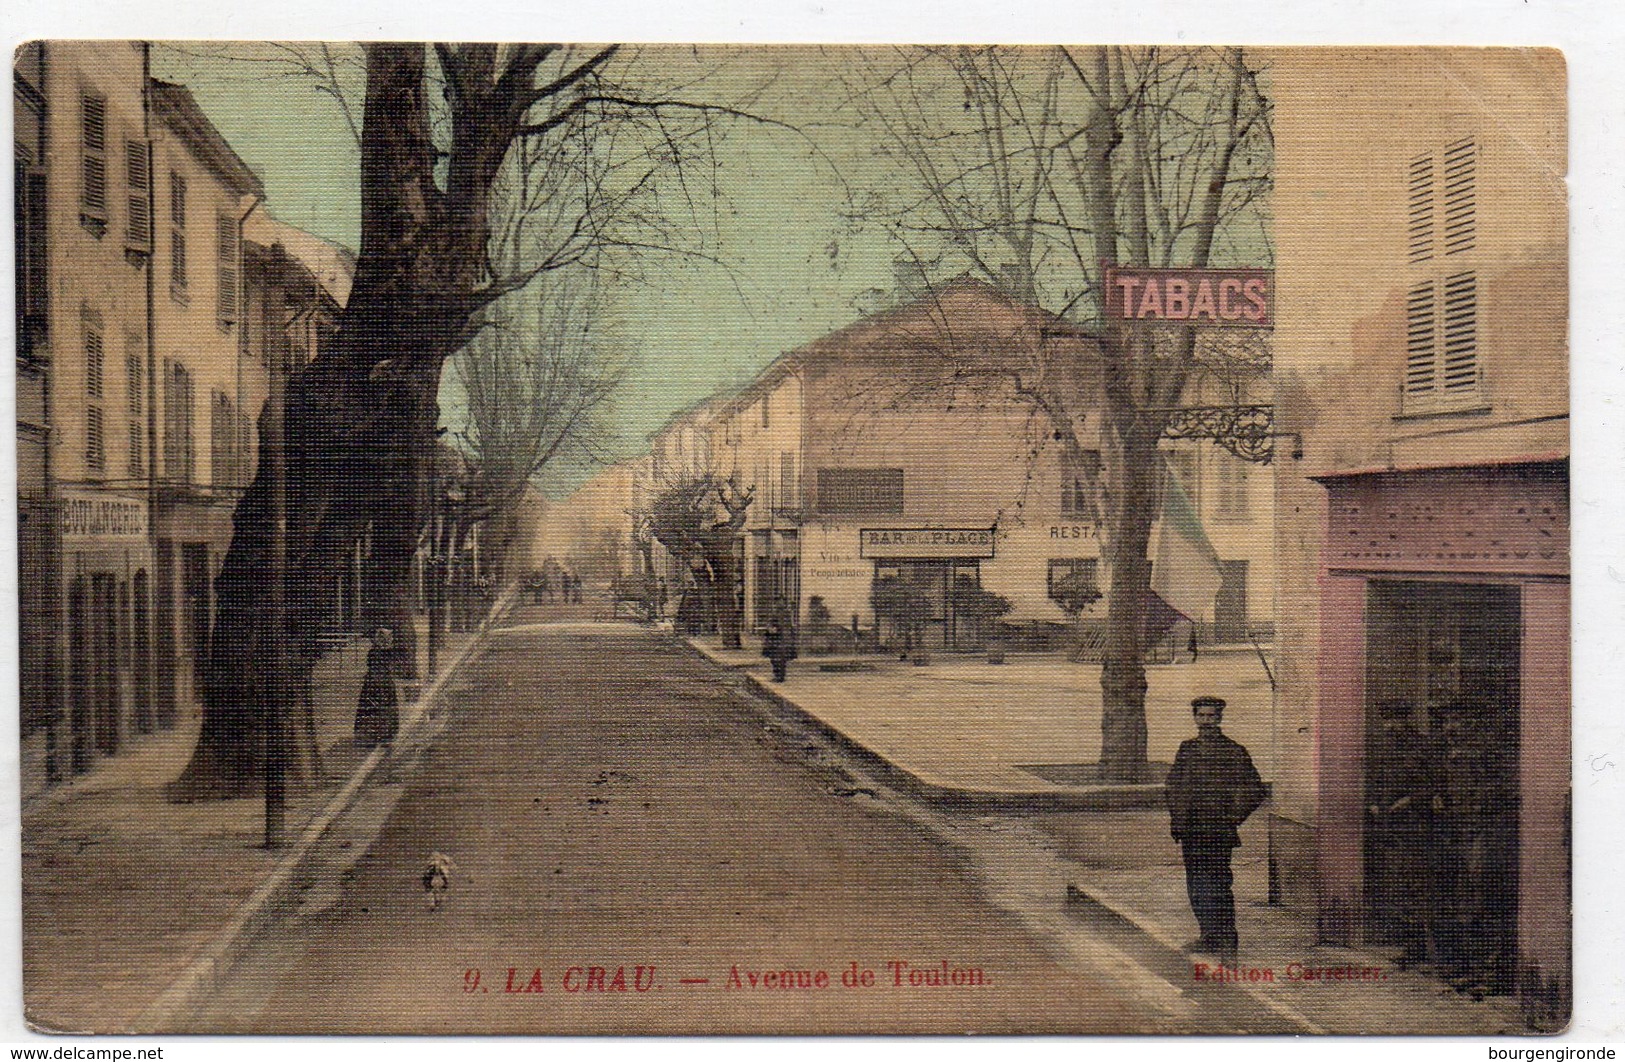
{"left": 1145, "top": 404, "right": 1301, "bottom": 465}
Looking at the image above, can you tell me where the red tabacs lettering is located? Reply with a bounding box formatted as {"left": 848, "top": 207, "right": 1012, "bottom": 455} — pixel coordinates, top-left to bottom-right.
{"left": 1104, "top": 265, "right": 1272, "bottom": 327}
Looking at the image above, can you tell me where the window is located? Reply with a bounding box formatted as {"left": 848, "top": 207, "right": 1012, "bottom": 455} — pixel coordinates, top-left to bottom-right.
{"left": 761, "top": 398, "right": 770, "bottom": 429}
{"left": 216, "top": 215, "right": 239, "bottom": 326}
{"left": 127, "top": 337, "right": 145, "bottom": 478}
{"left": 1214, "top": 454, "right": 1251, "bottom": 524}
{"left": 169, "top": 171, "right": 186, "bottom": 226}
{"left": 129, "top": 421, "right": 145, "bottom": 479}
{"left": 125, "top": 139, "right": 151, "bottom": 251}
{"left": 1060, "top": 450, "right": 1102, "bottom": 519}
{"left": 209, "top": 390, "right": 255, "bottom": 488}
{"left": 1407, "top": 138, "right": 1476, "bottom": 264}
{"left": 815, "top": 468, "right": 903, "bottom": 515}
{"left": 83, "top": 309, "right": 104, "bottom": 399}
{"left": 126, "top": 341, "right": 144, "bottom": 416}
{"left": 80, "top": 93, "right": 108, "bottom": 231}
{"left": 163, "top": 360, "right": 195, "bottom": 483}
{"left": 1404, "top": 271, "right": 1479, "bottom": 410}
{"left": 1403, "top": 138, "right": 1480, "bottom": 414}
{"left": 779, "top": 452, "right": 797, "bottom": 509}
{"left": 211, "top": 390, "right": 235, "bottom": 487}
{"left": 1441, "top": 138, "right": 1477, "bottom": 256}
{"left": 1047, "top": 558, "right": 1099, "bottom": 609}
{"left": 169, "top": 172, "right": 187, "bottom": 292}
{"left": 86, "top": 406, "right": 105, "bottom": 473}
{"left": 16, "top": 152, "right": 48, "bottom": 357}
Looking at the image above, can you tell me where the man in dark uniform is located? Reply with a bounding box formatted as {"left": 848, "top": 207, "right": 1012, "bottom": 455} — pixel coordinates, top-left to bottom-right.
{"left": 1366, "top": 698, "right": 1442, "bottom": 966}
{"left": 1165, "top": 695, "right": 1267, "bottom": 967}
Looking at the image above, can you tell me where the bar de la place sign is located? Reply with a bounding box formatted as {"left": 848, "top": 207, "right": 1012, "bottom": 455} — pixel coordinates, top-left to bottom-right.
{"left": 859, "top": 528, "right": 997, "bottom": 559}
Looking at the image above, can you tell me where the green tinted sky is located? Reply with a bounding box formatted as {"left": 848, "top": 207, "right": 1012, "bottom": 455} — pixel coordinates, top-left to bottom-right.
{"left": 150, "top": 44, "right": 1270, "bottom": 494}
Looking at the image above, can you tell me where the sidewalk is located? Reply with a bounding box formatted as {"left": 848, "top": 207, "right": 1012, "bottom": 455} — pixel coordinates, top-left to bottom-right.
{"left": 20, "top": 612, "right": 497, "bottom": 1035}
{"left": 683, "top": 632, "right": 1533, "bottom": 1034}
{"left": 686, "top": 636, "right": 1276, "bottom": 805}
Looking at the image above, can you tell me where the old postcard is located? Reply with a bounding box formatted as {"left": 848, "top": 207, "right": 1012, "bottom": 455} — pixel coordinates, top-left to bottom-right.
{"left": 13, "top": 42, "right": 1570, "bottom": 1036}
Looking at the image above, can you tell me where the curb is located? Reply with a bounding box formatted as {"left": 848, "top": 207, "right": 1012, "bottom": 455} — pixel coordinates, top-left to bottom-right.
{"left": 130, "top": 590, "right": 513, "bottom": 1033}
{"left": 1061, "top": 882, "right": 1327, "bottom": 1034}
{"left": 678, "top": 636, "right": 1164, "bottom": 813}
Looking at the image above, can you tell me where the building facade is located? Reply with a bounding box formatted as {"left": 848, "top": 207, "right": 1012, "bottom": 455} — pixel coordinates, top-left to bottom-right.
{"left": 16, "top": 42, "right": 159, "bottom": 785}
{"left": 15, "top": 45, "right": 351, "bottom": 795}
{"left": 147, "top": 78, "right": 266, "bottom": 725}
{"left": 1271, "top": 50, "right": 1568, "bottom": 1018}
{"left": 636, "top": 279, "right": 1275, "bottom": 651}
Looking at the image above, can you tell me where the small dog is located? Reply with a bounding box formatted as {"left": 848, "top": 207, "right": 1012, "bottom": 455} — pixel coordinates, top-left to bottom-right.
{"left": 422, "top": 851, "right": 457, "bottom": 911}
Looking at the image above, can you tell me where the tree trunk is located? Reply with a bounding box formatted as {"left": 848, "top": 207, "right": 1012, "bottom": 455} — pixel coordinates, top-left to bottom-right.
{"left": 1099, "top": 422, "right": 1161, "bottom": 782}
{"left": 169, "top": 44, "right": 488, "bottom": 800}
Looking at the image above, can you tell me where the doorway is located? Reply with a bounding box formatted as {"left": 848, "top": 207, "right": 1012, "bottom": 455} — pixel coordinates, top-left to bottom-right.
{"left": 1214, "top": 559, "right": 1249, "bottom": 642}
{"left": 1364, "top": 579, "right": 1520, "bottom": 991}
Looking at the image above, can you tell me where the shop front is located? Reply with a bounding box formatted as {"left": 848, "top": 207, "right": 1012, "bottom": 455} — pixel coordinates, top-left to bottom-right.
{"left": 58, "top": 488, "right": 154, "bottom": 775}
{"left": 860, "top": 527, "right": 997, "bottom": 650}
{"left": 1314, "top": 460, "right": 1567, "bottom": 1011}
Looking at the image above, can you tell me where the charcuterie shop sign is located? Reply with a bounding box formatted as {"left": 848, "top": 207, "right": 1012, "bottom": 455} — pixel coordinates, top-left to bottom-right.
{"left": 1103, "top": 262, "right": 1273, "bottom": 328}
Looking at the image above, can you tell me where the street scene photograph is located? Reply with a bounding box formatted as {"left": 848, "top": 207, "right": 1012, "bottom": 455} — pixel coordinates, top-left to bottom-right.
{"left": 12, "top": 41, "right": 1569, "bottom": 1035}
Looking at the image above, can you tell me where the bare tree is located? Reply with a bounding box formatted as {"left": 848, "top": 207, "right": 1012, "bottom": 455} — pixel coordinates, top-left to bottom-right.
{"left": 647, "top": 474, "right": 754, "bottom": 648}
{"left": 169, "top": 43, "right": 746, "bottom": 804}
{"left": 841, "top": 46, "right": 1272, "bottom": 780}
{"left": 449, "top": 272, "right": 621, "bottom": 543}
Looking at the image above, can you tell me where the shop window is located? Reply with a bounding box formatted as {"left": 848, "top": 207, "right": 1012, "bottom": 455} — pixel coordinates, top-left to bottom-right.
{"left": 1048, "top": 558, "right": 1099, "bottom": 610}
{"left": 816, "top": 467, "right": 903, "bottom": 515}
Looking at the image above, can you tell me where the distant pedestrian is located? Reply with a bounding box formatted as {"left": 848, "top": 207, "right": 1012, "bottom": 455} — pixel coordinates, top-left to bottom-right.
{"left": 354, "top": 627, "right": 400, "bottom": 749}
{"left": 1165, "top": 695, "right": 1267, "bottom": 967}
{"left": 761, "top": 615, "right": 798, "bottom": 683}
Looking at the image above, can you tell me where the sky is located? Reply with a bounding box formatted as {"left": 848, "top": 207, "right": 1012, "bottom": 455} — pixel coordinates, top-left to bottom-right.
{"left": 147, "top": 44, "right": 1274, "bottom": 497}
{"left": 151, "top": 44, "right": 917, "bottom": 493}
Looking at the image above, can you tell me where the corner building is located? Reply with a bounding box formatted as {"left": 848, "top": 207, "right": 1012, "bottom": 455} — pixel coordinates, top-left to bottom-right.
{"left": 654, "top": 278, "right": 1274, "bottom": 648}
{"left": 1270, "top": 49, "right": 1568, "bottom": 1019}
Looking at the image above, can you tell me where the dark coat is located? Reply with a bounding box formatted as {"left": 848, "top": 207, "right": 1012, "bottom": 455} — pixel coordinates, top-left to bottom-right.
{"left": 354, "top": 646, "right": 400, "bottom": 747}
{"left": 1165, "top": 730, "right": 1266, "bottom": 848}
{"left": 761, "top": 624, "right": 798, "bottom": 665}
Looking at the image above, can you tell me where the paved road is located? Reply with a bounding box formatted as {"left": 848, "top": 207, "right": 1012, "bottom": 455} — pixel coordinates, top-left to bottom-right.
{"left": 191, "top": 609, "right": 1284, "bottom": 1034}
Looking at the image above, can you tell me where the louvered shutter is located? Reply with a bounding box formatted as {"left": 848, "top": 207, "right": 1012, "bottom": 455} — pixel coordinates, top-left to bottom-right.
{"left": 125, "top": 140, "right": 151, "bottom": 249}
{"left": 1405, "top": 280, "right": 1437, "bottom": 398}
{"left": 1407, "top": 154, "right": 1434, "bottom": 264}
{"left": 1441, "top": 139, "right": 1476, "bottom": 256}
{"left": 217, "top": 216, "right": 239, "bottom": 325}
{"left": 1440, "top": 272, "right": 1478, "bottom": 394}
{"left": 80, "top": 95, "right": 107, "bottom": 219}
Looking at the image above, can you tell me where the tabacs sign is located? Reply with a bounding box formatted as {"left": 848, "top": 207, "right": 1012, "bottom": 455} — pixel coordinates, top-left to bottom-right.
{"left": 1102, "top": 262, "right": 1273, "bottom": 328}
{"left": 859, "top": 528, "right": 996, "bottom": 559}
